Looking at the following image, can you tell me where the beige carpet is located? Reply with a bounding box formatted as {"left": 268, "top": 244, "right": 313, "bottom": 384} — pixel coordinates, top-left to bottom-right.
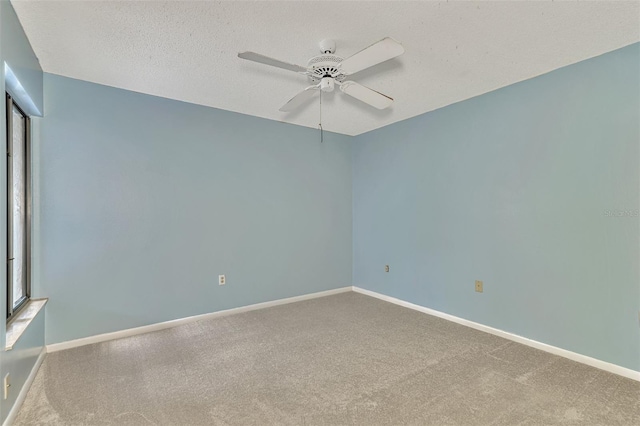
{"left": 14, "top": 292, "right": 640, "bottom": 425}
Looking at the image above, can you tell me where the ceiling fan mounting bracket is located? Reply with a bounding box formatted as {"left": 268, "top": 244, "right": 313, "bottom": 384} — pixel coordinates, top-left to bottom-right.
{"left": 318, "top": 39, "right": 336, "bottom": 54}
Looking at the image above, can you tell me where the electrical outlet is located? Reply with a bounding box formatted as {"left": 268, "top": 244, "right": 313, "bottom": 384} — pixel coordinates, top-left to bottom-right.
{"left": 4, "top": 373, "right": 10, "bottom": 400}
{"left": 385, "top": 265, "right": 390, "bottom": 273}
{"left": 219, "top": 275, "right": 225, "bottom": 285}
{"left": 475, "top": 280, "right": 483, "bottom": 293}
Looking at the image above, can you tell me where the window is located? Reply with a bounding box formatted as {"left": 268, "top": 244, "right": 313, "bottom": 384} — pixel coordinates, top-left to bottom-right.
{"left": 6, "top": 93, "right": 30, "bottom": 320}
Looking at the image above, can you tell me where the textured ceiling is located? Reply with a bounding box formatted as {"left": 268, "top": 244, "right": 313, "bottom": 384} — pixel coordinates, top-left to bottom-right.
{"left": 11, "top": 0, "right": 640, "bottom": 136}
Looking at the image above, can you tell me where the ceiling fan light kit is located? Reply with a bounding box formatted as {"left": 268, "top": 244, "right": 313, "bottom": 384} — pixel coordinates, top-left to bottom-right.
{"left": 238, "top": 37, "right": 405, "bottom": 112}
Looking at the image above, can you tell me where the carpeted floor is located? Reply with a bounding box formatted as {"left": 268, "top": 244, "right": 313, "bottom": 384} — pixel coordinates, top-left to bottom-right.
{"left": 14, "top": 292, "right": 640, "bottom": 425}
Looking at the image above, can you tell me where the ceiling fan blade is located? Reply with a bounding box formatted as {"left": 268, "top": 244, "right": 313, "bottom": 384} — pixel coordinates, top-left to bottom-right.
{"left": 279, "top": 86, "right": 319, "bottom": 112}
{"left": 238, "top": 52, "right": 307, "bottom": 73}
{"left": 340, "top": 81, "right": 393, "bottom": 110}
{"left": 338, "top": 37, "right": 405, "bottom": 75}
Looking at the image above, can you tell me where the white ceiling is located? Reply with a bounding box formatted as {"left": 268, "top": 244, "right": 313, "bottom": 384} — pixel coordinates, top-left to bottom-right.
{"left": 11, "top": 1, "right": 640, "bottom": 136}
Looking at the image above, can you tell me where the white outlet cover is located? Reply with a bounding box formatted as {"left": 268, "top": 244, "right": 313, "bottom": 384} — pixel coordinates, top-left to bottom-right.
{"left": 219, "top": 275, "right": 225, "bottom": 285}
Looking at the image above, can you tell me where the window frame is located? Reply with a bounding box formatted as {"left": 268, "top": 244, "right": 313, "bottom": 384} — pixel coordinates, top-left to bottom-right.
{"left": 6, "top": 93, "right": 31, "bottom": 321}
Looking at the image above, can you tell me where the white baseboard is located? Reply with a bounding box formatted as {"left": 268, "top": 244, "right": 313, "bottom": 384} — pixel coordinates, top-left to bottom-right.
{"left": 3, "top": 347, "right": 46, "bottom": 426}
{"left": 43, "top": 285, "right": 640, "bottom": 382}
{"left": 352, "top": 286, "right": 640, "bottom": 382}
{"left": 46, "top": 287, "right": 352, "bottom": 353}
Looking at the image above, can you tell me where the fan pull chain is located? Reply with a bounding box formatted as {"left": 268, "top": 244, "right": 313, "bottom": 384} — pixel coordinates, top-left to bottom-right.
{"left": 319, "top": 90, "right": 323, "bottom": 143}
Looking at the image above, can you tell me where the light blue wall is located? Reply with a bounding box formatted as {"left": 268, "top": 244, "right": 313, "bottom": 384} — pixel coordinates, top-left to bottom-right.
{"left": 38, "top": 73, "right": 353, "bottom": 345}
{"left": 0, "top": 0, "right": 44, "bottom": 422}
{"left": 353, "top": 43, "right": 640, "bottom": 371}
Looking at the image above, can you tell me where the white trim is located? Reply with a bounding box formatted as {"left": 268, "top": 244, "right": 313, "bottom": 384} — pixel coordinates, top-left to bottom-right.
{"left": 352, "top": 286, "right": 640, "bottom": 382}
{"left": 3, "top": 347, "right": 46, "bottom": 426}
{"left": 46, "top": 287, "right": 352, "bottom": 353}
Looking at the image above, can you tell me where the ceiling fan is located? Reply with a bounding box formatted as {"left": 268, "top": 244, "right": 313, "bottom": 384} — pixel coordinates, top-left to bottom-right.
{"left": 238, "top": 38, "right": 405, "bottom": 112}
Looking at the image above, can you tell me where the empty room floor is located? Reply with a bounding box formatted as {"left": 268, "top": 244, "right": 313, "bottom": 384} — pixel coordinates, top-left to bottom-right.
{"left": 14, "top": 292, "right": 640, "bottom": 425}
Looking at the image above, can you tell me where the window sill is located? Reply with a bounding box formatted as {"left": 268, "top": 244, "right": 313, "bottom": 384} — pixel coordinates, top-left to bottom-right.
{"left": 6, "top": 298, "right": 47, "bottom": 351}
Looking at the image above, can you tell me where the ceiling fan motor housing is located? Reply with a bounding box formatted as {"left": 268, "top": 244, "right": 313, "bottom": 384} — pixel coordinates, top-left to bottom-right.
{"left": 307, "top": 55, "right": 346, "bottom": 85}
